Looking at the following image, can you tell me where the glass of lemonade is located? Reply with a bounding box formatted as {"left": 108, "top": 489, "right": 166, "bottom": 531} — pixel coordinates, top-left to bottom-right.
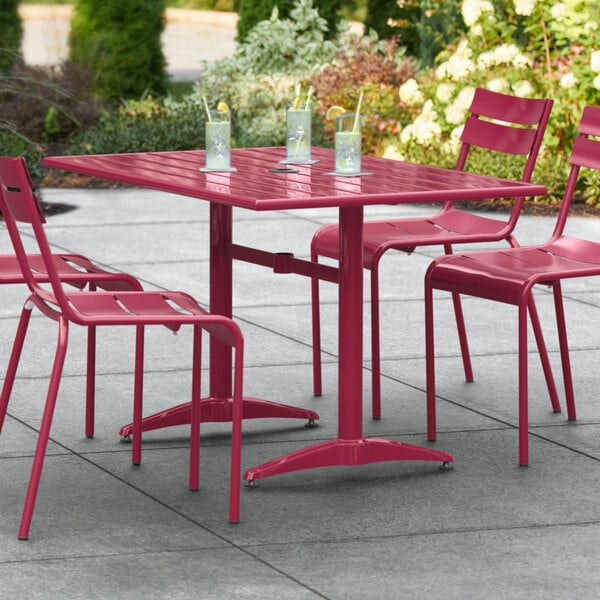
{"left": 334, "top": 113, "right": 362, "bottom": 174}
{"left": 286, "top": 103, "right": 312, "bottom": 163}
{"left": 205, "top": 109, "right": 231, "bottom": 170}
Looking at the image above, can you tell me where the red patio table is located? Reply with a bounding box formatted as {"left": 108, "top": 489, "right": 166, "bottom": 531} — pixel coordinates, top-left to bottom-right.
{"left": 43, "top": 147, "right": 547, "bottom": 482}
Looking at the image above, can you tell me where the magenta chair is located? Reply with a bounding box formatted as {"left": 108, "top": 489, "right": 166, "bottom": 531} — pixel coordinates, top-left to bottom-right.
{"left": 425, "top": 104, "right": 600, "bottom": 465}
{"left": 0, "top": 156, "right": 244, "bottom": 538}
{"left": 310, "top": 89, "right": 554, "bottom": 418}
{"left": 0, "top": 180, "right": 143, "bottom": 440}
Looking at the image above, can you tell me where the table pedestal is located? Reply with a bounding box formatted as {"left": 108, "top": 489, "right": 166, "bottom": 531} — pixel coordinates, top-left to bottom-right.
{"left": 119, "top": 396, "right": 318, "bottom": 437}
{"left": 243, "top": 204, "right": 454, "bottom": 482}
{"left": 244, "top": 437, "right": 453, "bottom": 482}
{"left": 119, "top": 202, "right": 320, "bottom": 438}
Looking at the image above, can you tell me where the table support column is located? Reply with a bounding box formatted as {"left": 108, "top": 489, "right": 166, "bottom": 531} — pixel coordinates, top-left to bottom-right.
{"left": 338, "top": 205, "right": 363, "bottom": 440}
{"left": 209, "top": 202, "right": 233, "bottom": 399}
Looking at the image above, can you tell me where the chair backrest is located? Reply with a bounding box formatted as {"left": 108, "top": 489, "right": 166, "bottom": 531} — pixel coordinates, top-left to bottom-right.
{"left": 549, "top": 104, "right": 600, "bottom": 242}
{"left": 0, "top": 156, "right": 74, "bottom": 316}
{"left": 448, "top": 88, "right": 553, "bottom": 223}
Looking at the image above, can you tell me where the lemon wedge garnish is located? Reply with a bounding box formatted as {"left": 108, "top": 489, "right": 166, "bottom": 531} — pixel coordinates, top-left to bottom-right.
{"left": 217, "top": 101, "right": 229, "bottom": 112}
{"left": 326, "top": 105, "right": 346, "bottom": 120}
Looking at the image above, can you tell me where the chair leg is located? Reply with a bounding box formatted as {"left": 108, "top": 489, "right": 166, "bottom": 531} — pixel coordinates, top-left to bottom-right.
{"left": 518, "top": 300, "right": 529, "bottom": 466}
{"left": 310, "top": 247, "right": 323, "bottom": 396}
{"left": 424, "top": 275, "right": 436, "bottom": 442}
{"left": 451, "top": 291, "right": 474, "bottom": 382}
{"left": 229, "top": 337, "right": 244, "bottom": 524}
{"left": 85, "top": 325, "right": 96, "bottom": 438}
{"left": 370, "top": 260, "right": 382, "bottom": 419}
{"left": 444, "top": 246, "right": 474, "bottom": 383}
{"left": 552, "top": 282, "right": 576, "bottom": 420}
{"left": 18, "top": 317, "right": 69, "bottom": 540}
{"left": 528, "top": 296, "right": 561, "bottom": 413}
{"left": 189, "top": 326, "right": 202, "bottom": 491}
{"left": 0, "top": 303, "right": 33, "bottom": 434}
{"left": 132, "top": 325, "right": 145, "bottom": 466}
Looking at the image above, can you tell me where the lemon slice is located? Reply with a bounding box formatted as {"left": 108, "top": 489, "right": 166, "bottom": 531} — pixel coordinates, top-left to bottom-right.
{"left": 217, "top": 101, "right": 229, "bottom": 112}
{"left": 326, "top": 105, "right": 346, "bottom": 120}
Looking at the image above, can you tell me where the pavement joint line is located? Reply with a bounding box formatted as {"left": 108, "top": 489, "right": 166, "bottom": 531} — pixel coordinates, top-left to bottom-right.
{"left": 236, "top": 518, "right": 600, "bottom": 550}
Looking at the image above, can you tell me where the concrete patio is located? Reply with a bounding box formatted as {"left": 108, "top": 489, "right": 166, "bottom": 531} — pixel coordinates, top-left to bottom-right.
{"left": 1, "top": 185, "right": 599, "bottom": 598}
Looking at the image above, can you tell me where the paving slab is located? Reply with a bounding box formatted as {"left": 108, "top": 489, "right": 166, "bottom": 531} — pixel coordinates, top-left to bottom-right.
{"left": 2, "top": 185, "right": 600, "bottom": 598}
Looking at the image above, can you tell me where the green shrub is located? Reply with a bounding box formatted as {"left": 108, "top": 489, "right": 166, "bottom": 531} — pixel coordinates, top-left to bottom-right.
{"left": 234, "top": 0, "right": 340, "bottom": 73}
{"left": 237, "top": 0, "right": 343, "bottom": 42}
{"left": 0, "top": 0, "right": 23, "bottom": 74}
{"left": 0, "top": 131, "right": 45, "bottom": 184}
{"left": 69, "top": 0, "right": 168, "bottom": 104}
{"left": 413, "top": 1, "right": 465, "bottom": 67}
{"left": 308, "top": 0, "right": 344, "bottom": 39}
{"left": 237, "top": 0, "right": 295, "bottom": 42}
{"left": 365, "top": 0, "right": 465, "bottom": 67}
{"left": 73, "top": 96, "right": 207, "bottom": 154}
{"left": 364, "top": 0, "right": 410, "bottom": 46}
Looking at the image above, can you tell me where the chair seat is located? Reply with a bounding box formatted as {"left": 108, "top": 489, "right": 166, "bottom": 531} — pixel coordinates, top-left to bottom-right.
{"left": 429, "top": 236, "right": 600, "bottom": 305}
{"left": 65, "top": 290, "right": 207, "bottom": 321}
{"left": 313, "top": 210, "right": 512, "bottom": 268}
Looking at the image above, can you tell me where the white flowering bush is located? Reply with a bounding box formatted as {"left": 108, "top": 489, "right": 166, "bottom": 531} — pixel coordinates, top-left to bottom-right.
{"left": 381, "top": 0, "right": 600, "bottom": 204}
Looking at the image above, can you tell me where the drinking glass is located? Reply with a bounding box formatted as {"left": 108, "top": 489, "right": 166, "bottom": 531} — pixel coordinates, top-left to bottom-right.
{"left": 285, "top": 103, "right": 311, "bottom": 163}
{"left": 334, "top": 113, "right": 362, "bottom": 174}
{"left": 205, "top": 109, "right": 231, "bottom": 170}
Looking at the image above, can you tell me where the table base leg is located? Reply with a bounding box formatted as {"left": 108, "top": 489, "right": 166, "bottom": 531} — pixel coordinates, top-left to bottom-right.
{"left": 243, "top": 437, "right": 454, "bottom": 482}
{"left": 118, "top": 397, "right": 319, "bottom": 438}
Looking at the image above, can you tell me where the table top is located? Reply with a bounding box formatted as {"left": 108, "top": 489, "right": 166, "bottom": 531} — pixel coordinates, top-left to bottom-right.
{"left": 43, "top": 146, "right": 547, "bottom": 211}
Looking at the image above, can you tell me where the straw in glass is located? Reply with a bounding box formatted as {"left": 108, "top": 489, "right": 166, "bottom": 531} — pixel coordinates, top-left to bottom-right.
{"left": 203, "top": 96, "right": 212, "bottom": 122}
{"left": 353, "top": 91, "right": 364, "bottom": 133}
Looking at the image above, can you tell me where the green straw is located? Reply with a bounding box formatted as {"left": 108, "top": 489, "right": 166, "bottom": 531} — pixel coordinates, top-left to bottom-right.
{"left": 353, "top": 91, "right": 363, "bottom": 133}
{"left": 305, "top": 86, "right": 314, "bottom": 110}
{"left": 202, "top": 96, "right": 212, "bottom": 122}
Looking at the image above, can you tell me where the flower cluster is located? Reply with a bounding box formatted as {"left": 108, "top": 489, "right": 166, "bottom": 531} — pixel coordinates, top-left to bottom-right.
{"left": 398, "top": 78, "right": 424, "bottom": 106}
{"left": 461, "top": 0, "right": 493, "bottom": 27}
{"left": 435, "top": 39, "right": 476, "bottom": 82}
{"left": 514, "top": 0, "right": 537, "bottom": 16}
{"left": 399, "top": 100, "right": 442, "bottom": 145}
